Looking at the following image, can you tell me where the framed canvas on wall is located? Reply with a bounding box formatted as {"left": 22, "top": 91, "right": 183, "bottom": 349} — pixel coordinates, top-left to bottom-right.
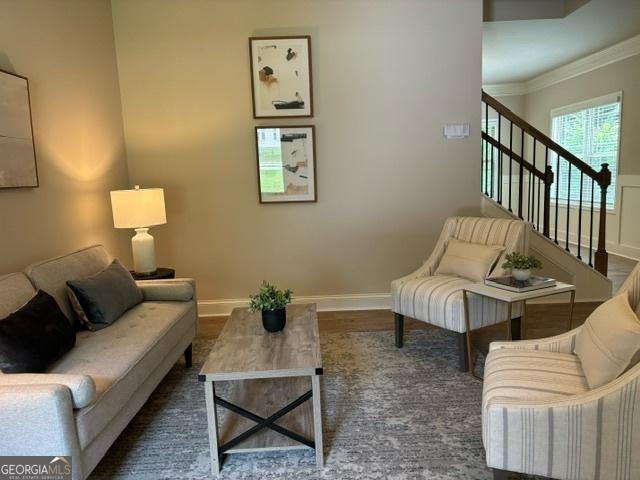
{"left": 249, "top": 36, "right": 313, "bottom": 118}
{"left": 0, "top": 69, "right": 38, "bottom": 189}
{"left": 255, "top": 125, "right": 317, "bottom": 203}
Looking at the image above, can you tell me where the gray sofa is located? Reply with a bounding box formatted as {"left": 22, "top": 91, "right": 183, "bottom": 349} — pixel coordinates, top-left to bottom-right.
{"left": 0, "top": 245, "right": 197, "bottom": 479}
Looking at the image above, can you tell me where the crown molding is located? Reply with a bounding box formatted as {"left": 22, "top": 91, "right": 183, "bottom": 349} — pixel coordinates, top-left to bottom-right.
{"left": 483, "top": 33, "right": 640, "bottom": 96}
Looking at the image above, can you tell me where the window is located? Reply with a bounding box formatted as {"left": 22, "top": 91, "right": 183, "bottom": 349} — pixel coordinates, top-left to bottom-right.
{"left": 550, "top": 93, "right": 622, "bottom": 209}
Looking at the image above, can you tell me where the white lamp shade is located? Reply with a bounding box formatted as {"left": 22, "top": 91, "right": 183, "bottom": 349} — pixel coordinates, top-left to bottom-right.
{"left": 110, "top": 187, "right": 166, "bottom": 228}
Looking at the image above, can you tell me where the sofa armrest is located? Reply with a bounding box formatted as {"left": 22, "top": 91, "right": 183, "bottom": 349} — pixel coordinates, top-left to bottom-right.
{"left": 489, "top": 326, "right": 582, "bottom": 354}
{"left": 0, "top": 373, "right": 96, "bottom": 409}
{"left": 136, "top": 278, "right": 196, "bottom": 302}
{"left": 0, "top": 384, "right": 81, "bottom": 471}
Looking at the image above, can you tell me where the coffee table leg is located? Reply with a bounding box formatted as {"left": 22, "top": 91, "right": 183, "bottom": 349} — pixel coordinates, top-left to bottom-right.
{"left": 312, "top": 374, "right": 324, "bottom": 467}
{"left": 204, "top": 381, "right": 221, "bottom": 475}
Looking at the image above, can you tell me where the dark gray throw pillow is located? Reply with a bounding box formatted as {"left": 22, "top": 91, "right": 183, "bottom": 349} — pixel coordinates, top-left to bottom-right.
{"left": 0, "top": 290, "right": 76, "bottom": 373}
{"left": 66, "top": 260, "right": 143, "bottom": 331}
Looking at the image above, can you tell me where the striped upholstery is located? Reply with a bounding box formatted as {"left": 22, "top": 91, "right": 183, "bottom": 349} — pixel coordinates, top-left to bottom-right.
{"left": 391, "top": 217, "right": 525, "bottom": 333}
{"left": 619, "top": 261, "right": 640, "bottom": 314}
{"left": 481, "top": 261, "right": 640, "bottom": 479}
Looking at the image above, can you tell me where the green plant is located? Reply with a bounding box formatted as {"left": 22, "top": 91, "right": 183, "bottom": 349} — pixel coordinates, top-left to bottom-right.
{"left": 502, "top": 252, "right": 542, "bottom": 270}
{"left": 249, "top": 281, "right": 293, "bottom": 312}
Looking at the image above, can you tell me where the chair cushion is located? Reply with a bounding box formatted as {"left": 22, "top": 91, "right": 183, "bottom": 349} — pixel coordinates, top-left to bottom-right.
{"left": 574, "top": 293, "right": 640, "bottom": 389}
{"left": 25, "top": 245, "right": 112, "bottom": 327}
{"left": 67, "top": 260, "right": 143, "bottom": 331}
{"left": 391, "top": 275, "right": 515, "bottom": 333}
{"left": 483, "top": 349, "right": 589, "bottom": 410}
{"left": 47, "top": 300, "right": 196, "bottom": 449}
{"left": 435, "top": 239, "right": 504, "bottom": 282}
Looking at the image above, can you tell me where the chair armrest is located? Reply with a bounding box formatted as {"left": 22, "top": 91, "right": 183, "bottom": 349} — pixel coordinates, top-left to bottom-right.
{"left": 0, "top": 373, "right": 96, "bottom": 409}
{"left": 483, "top": 362, "right": 640, "bottom": 477}
{"left": 136, "top": 278, "right": 195, "bottom": 302}
{"left": 0, "top": 384, "right": 81, "bottom": 466}
{"left": 489, "top": 326, "right": 582, "bottom": 354}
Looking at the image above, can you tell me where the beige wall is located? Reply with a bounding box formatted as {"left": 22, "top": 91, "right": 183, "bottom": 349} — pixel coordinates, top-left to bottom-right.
{"left": 523, "top": 54, "right": 640, "bottom": 175}
{"left": 0, "top": 0, "right": 131, "bottom": 274}
{"left": 111, "top": 0, "right": 483, "bottom": 300}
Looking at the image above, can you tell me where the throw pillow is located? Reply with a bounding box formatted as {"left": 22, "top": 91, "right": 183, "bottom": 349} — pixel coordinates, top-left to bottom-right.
{"left": 67, "top": 260, "right": 143, "bottom": 331}
{"left": 0, "top": 290, "right": 76, "bottom": 373}
{"left": 435, "top": 239, "right": 504, "bottom": 282}
{"left": 574, "top": 293, "right": 640, "bottom": 389}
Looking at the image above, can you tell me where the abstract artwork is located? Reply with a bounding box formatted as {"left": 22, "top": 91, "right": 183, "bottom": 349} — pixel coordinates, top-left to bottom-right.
{"left": 255, "top": 126, "right": 316, "bottom": 203}
{"left": 0, "top": 69, "right": 37, "bottom": 189}
{"left": 249, "top": 36, "right": 313, "bottom": 118}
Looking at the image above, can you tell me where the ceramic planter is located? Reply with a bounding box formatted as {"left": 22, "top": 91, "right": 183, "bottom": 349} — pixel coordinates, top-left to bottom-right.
{"left": 512, "top": 268, "right": 532, "bottom": 281}
{"left": 261, "top": 308, "right": 286, "bottom": 332}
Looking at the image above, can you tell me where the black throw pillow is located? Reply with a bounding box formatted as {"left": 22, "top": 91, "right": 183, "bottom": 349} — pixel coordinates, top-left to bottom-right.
{"left": 0, "top": 290, "right": 76, "bottom": 373}
{"left": 66, "top": 260, "right": 143, "bottom": 331}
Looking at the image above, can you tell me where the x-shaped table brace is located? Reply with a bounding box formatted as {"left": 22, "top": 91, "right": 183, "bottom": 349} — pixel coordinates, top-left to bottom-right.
{"left": 214, "top": 389, "right": 315, "bottom": 454}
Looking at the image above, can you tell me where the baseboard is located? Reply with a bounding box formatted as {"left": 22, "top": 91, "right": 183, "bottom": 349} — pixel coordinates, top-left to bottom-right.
{"left": 198, "top": 293, "right": 392, "bottom": 317}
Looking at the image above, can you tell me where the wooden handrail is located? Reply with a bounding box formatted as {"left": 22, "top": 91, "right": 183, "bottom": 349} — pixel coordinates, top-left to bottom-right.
{"left": 481, "top": 132, "right": 547, "bottom": 182}
{"left": 482, "top": 90, "right": 603, "bottom": 183}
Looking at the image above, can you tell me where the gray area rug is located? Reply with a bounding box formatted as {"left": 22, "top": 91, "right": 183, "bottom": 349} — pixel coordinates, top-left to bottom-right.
{"left": 90, "top": 329, "right": 506, "bottom": 479}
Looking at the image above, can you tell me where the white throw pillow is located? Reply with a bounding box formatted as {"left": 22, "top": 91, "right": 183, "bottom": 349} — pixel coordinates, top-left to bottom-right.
{"left": 434, "top": 239, "right": 504, "bottom": 283}
{"left": 574, "top": 293, "right": 640, "bottom": 389}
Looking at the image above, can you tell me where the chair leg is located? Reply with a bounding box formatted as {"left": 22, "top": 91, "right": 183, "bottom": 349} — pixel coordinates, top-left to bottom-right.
{"left": 510, "top": 317, "right": 522, "bottom": 341}
{"left": 394, "top": 313, "right": 404, "bottom": 348}
{"left": 493, "top": 468, "right": 518, "bottom": 480}
{"left": 184, "top": 343, "right": 193, "bottom": 368}
{"left": 456, "top": 332, "right": 469, "bottom": 372}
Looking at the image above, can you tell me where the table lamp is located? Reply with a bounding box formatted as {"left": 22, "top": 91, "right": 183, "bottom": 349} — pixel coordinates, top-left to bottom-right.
{"left": 110, "top": 185, "right": 166, "bottom": 275}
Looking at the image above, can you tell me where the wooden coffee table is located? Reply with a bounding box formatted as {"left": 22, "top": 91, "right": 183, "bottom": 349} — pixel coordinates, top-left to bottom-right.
{"left": 199, "top": 303, "right": 323, "bottom": 474}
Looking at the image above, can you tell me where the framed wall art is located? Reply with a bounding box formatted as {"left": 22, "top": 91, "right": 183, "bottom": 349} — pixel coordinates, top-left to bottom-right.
{"left": 249, "top": 36, "right": 313, "bottom": 118}
{"left": 0, "top": 69, "right": 38, "bottom": 189}
{"left": 255, "top": 125, "right": 317, "bottom": 203}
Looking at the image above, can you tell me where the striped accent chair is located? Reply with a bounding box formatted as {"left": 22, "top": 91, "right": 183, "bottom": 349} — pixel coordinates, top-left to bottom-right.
{"left": 391, "top": 217, "right": 526, "bottom": 371}
{"left": 482, "top": 261, "right": 640, "bottom": 480}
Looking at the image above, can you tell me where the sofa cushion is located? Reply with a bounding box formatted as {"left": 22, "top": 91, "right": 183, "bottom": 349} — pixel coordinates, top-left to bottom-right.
{"left": 25, "top": 245, "right": 112, "bottom": 327}
{"left": 0, "top": 273, "right": 36, "bottom": 319}
{"left": 435, "top": 239, "right": 504, "bottom": 282}
{"left": 67, "top": 260, "right": 143, "bottom": 331}
{"left": 0, "top": 290, "right": 76, "bottom": 373}
{"left": 574, "top": 293, "right": 640, "bottom": 389}
{"left": 0, "top": 373, "right": 96, "bottom": 409}
{"left": 47, "top": 300, "right": 196, "bottom": 449}
{"left": 483, "top": 349, "right": 589, "bottom": 411}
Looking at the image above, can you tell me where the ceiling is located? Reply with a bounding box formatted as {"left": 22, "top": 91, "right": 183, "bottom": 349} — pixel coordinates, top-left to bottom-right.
{"left": 483, "top": 0, "right": 640, "bottom": 84}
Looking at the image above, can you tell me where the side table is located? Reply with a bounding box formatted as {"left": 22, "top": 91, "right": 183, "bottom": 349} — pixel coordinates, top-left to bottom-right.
{"left": 463, "top": 281, "right": 576, "bottom": 379}
{"left": 130, "top": 268, "right": 175, "bottom": 280}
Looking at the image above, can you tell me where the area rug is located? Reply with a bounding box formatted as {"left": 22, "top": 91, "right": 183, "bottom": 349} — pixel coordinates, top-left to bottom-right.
{"left": 90, "top": 329, "right": 502, "bottom": 479}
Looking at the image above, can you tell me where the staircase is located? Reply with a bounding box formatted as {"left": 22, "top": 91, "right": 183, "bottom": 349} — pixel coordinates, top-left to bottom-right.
{"left": 480, "top": 91, "right": 613, "bottom": 300}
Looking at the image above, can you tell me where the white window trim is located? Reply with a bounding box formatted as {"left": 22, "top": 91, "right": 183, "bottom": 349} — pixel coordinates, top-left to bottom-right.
{"left": 548, "top": 91, "right": 623, "bottom": 211}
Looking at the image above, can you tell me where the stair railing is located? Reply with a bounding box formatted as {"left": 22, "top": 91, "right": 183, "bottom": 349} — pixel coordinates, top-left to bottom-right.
{"left": 481, "top": 90, "right": 611, "bottom": 275}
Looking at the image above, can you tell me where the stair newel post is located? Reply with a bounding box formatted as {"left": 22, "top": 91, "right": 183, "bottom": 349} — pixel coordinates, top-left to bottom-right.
{"left": 542, "top": 164, "right": 554, "bottom": 238}
{"left": 594, "top": 163, "right": 611, "bottom": 275}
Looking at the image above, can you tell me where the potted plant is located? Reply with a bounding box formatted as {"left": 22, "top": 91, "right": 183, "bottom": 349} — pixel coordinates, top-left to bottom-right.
{"left": 502, "top": 252, "right": 542, "bottom": 281}
{"left": 249, "top": 281, "right": 293, "bottom": 332}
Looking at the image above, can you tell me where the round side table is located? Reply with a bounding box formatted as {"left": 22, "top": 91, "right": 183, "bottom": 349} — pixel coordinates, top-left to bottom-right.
{"left": 130, "top": 268, "right": 175, "bottom": 280}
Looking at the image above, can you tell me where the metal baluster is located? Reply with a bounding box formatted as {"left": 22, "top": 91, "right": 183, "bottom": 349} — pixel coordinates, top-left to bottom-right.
{"left": 554, "top": 153, "right": 560, "bottom": 244}
{"left": 577, "top": 172, "right": 584, "bottom": 260}
{"left": 589, "top": 178, "right": 594, "bottom": 267}
{"left": 497, "top": 114, "right": 502, "bottom": 204}
{"left": 509, "top": 122, "right": 513, "bottom": 212}
{"left": 518, "top": 129, "right": 524, "bottom": 219}
{"left": 485, "top": 103, "right": 489, "bottom": 195}
{"left": 530, "top": 138, "right": 536, "bottom": 223}
{"left": 566, "top": 163, "right": 571, "bottom": 252}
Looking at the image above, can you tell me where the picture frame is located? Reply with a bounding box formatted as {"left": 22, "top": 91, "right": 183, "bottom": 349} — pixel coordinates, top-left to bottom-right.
{"left": 0, "top": 68, "right": 38, "bottom": 189}
{"left": 255, "top": 125, "right": 317, "bottom": 203}
{"left": 249, "top": 36, "right": 313, "bottom": 118}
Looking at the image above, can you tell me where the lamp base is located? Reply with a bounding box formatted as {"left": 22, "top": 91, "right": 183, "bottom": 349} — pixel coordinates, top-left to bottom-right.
{"left": 131, "top": 227, "right": 157, "bottom": 275}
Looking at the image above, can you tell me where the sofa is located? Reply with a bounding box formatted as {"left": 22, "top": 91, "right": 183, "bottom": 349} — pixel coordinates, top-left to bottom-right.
{"left": 0, "top": 245, "right": 197, "bottom": 480}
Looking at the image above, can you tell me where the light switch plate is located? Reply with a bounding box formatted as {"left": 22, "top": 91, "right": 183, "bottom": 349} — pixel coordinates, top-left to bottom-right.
{"left": 444, "top": 123, "right": 470, "bottom": 139}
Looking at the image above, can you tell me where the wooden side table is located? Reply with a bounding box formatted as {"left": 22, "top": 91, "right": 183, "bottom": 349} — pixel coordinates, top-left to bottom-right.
{"left": 130, "top": 268, "right": 175, "bottom": 280}
{"left": 462, "top": 281, "right": 576, "bottom": 380}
